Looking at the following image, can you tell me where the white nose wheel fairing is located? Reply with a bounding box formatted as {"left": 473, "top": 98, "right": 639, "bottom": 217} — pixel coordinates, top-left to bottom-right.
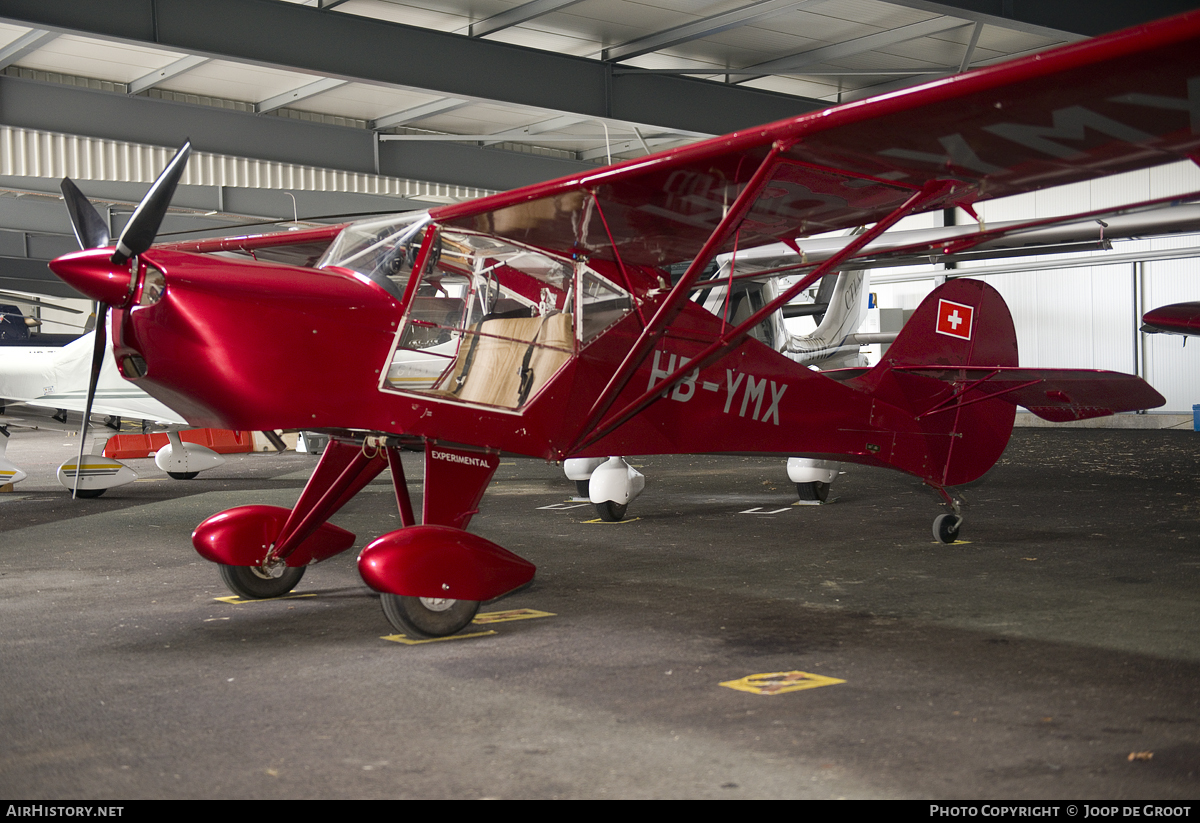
{"left": 587, "top": 456, "right": 645, "bottom": 522}
{"left": 154, "top": 430, "right": 225, "bottom": 480}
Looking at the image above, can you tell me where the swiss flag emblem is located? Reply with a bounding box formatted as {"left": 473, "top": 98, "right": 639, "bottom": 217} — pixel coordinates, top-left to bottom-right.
{"left": 936, "top": 299, "right": 974, "bottom": 340}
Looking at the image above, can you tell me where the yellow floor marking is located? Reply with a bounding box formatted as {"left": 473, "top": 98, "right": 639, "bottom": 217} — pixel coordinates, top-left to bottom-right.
{"left": 934, "top": 540, "right": 972, "bottom": 545}
{"left": 214, "top": 593, "right": 318, "bottom": 605}
{"left": 381, "top": 608, "right": 552, "bottom": 643}
{"left": 473, "top": 608, "right": 555, "bottom": 624}
{"left": 720, "top": 670, "right": 846, "bottom": 696}
{"left": 382, "top": 630, "right": 497, "bottom": 644}
{"left": 582, "top": 517, "right": 642, "bottom": 524}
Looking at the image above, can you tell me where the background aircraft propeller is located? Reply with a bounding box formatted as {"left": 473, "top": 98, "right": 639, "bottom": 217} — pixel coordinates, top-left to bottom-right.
{"left": 60, "top": 141, "right": 191, "bottom": 497}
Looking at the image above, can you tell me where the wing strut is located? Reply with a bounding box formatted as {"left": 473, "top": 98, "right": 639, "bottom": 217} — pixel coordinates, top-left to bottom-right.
{"left": 568, "top": 178, "right": 957, "bottom": 455}
{"left": 573, "top": 140, "right": 793, "bottom": 445}
{"left": 587, "top": 191, "right": 647, "bottom": 328}
{"left": 269, "top": 439, "right": 389, "bottom": 562}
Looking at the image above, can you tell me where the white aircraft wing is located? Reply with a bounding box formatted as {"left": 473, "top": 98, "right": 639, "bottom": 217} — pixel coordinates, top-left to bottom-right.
{"left": 0, "top": 331, "right": 185, "bottom": 425}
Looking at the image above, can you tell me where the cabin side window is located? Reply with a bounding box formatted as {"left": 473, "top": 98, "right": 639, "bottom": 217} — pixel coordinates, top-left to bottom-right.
{"left": 380, "top": 227, "right": 631, "bottom": 409}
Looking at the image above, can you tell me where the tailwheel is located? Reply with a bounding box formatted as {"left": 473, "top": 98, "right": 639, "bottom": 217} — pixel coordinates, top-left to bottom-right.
{"left": 380, "top": 594, "right": 480, "bottom": 638}
{"left": 594, "top": 500, "right": 627, "bottom": 522}
{"left": 218, "top": 563, "right": 306, "bottom": 599}
{"left": 796, "top": 481, "right": 830, "bottom": 502}
{"left": 932, "top": 514, "right": 963, "bottom": 544}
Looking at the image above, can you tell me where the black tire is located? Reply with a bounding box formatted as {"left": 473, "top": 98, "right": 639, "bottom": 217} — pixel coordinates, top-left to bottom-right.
{"left": 594, "top": 500, "right": 627, "bottom": 522}
{"left": 796, "top": 481, "right": 830, "bottom": 502}
{"left": 218, "top": 563, "right": 305, "bottom": 599}
{"left": 74, "top": 488, "right": 105, "bottom": 499}
{"left": 575, "top": 479, "right": 590, "bottom": 497}
{"left": 167, "top": 471, "right": 199, "bottom": 480}
{"left": 933, "top": 514, "right": 963, "bottom": 544}
{"left": 380, "top": 594, "right": 479, "bottom": 638}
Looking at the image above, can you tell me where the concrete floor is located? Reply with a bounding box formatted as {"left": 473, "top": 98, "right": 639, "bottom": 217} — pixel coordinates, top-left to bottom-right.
{"left": 0, "top": 426, "right": 1197, "bottom": 799}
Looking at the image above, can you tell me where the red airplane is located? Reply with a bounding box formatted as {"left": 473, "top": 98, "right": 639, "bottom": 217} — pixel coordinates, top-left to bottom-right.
{"left": 46, "top": 11, "right": 1200, "bottom": 639}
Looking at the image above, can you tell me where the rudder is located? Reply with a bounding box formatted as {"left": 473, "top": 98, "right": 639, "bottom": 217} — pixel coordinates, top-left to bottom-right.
{"left": 853, "top": 279, "right": 1018, "bottom": 487}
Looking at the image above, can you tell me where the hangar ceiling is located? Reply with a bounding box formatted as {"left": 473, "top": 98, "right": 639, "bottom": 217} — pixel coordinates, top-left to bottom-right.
{"left": 0, "top": 0, "right": 1196, "bottom": 296}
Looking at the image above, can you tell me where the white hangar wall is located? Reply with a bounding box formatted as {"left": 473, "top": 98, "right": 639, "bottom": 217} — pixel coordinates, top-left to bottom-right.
{"left": 867, "top": 161, "right": 1200, "bottom": 414}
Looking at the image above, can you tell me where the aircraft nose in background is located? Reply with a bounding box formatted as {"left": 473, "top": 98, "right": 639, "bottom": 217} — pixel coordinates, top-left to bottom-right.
{"left": 49, "top": 249, "right": 135, "bottom": 308}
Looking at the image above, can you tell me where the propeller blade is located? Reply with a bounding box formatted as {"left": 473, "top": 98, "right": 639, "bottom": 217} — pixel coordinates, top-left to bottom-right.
{"left": 72, "top": 305, "right": 108, "bottom": 499}
{"left": 60, "top": 178, "right": 111, "bottom": 250}
{"left": 111, "top": 140, "right": 192, "bottom": 265}
{"left": 0, "top": 289, "right": 85, "bottom": 314}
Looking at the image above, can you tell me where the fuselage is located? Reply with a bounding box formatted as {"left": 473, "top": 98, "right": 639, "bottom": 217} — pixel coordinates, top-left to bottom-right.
{"left": 48, "top": 215, "right": 1021, "bottom": 489}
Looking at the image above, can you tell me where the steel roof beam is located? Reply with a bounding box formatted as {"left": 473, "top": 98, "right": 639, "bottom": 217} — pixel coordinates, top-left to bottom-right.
{"left": 469, "top": 0, "right": 587, "bottom": 39}
{"left": 0, "top": 256, "right": 83, "bottom": 299}
{"left": 0, "top": 0, "right": 826, "bottom": 136}
{"left": 879, "top": 0, "right": 1197, "bottom": 39}
{"left": 0, "top": 28, "right": 56, "bottom": 70}
{"left": 128, "top": 54, "right": 210, "bottom": 95}
{"left": 256, "top": 76, "right": 348, "bottom": 114}
{"left": 371, "top": 98, "right": 471, "bottom": 131}
{"left": 480, "top": 113, "right": 592, "bottom": 146}
{"left": 958, "top": 21, "right": 984, "bottom": 72}
{"left": 603, "top": 0, "right": 828, "bottom": 63}
{"left": 0, "top": 75, "right": 594, "bottom": 192}
{"left": 379, "top": 132, "right": 691, "bottom": 142}
{"left": 840, "top": 40, "right": 1056, "bottom": 102}
{"left": 737, "top": 16, "right": 970, "bottom": 78}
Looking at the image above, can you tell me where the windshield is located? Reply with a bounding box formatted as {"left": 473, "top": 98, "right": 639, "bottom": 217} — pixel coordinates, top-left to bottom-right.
{"left": 317, "top": 212, "right": 431, "bottom": 293}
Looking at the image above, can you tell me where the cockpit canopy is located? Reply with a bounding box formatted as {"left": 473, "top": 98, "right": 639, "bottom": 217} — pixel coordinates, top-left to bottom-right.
{"left": 327, "top": 214, "right": 634, "bottom": 410}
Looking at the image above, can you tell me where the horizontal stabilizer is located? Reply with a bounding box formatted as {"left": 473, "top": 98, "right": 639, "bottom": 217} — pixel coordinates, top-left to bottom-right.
{"left": 895, "top": 367, "right": 1166, "bottom": 422}
{"left": 1142, "top": 302, "right": 1200, "bottom": 336}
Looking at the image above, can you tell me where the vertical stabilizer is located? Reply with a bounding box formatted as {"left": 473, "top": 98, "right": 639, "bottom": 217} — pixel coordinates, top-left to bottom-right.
{"left": 852, "top": 279, "right": 1018, "bottom": 487}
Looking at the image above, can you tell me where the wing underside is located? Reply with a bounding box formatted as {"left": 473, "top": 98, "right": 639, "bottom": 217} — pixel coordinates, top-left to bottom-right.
{"left": 432, "top": 12, "right": 1200, "bottom": 272}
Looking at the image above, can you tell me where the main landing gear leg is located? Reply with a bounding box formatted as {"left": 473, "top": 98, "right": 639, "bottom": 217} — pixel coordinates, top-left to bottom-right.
{"left": 195, "top": 438, "right": 389, "bottom": 598}
{"left": 929, "top": 484, "right": 964, "bottom": 544}
{"left": 361, "top": 440, "right": 536, "bottom": 638}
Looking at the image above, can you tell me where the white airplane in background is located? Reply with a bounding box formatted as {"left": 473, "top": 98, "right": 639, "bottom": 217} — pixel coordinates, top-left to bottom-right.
{"left": 0, "top": 328, "right": 226, "bottom": 496}
{"left": 566, "top": 202, "right": 1200, "bottom": 518}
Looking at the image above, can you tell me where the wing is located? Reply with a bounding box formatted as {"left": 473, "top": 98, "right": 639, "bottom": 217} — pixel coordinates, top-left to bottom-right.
{"left": 0, "top": 333, "right": 185, "bottom": 424}
{"left": 158, "top": 224, "right": 347, "bottom": 267}
{"left": 432, "top": 11, "right": 1200, "bottom": 270}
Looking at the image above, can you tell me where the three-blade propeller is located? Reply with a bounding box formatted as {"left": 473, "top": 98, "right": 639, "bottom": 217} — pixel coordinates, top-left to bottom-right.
{"left": 60, "top": 141, "right": 191, "bottom": 498}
